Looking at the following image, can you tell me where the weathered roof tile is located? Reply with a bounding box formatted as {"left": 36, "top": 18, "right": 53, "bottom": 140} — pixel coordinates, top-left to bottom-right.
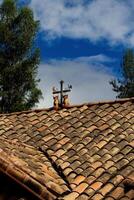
{"left": 0, "top": 98, "right": 133, "bottom": 199}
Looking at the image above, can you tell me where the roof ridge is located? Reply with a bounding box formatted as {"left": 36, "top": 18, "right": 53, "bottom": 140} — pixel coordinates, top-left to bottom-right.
{"left": 67, "top": 97, "right": 134, "bottom": 108}
{"left": 0, "top": 97, "right": 133, "bottom": 116}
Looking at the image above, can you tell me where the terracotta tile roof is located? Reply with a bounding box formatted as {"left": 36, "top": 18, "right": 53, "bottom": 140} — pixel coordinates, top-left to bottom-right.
{"left": 0, "top": 97, "right": 134, "bottom": 199}
{"left": 0, "top": 138, "right": 70, "bottom": 199}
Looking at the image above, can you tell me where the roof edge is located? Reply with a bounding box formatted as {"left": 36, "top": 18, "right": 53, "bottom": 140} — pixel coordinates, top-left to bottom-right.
{"left": 0, "top": 139, "right": 63, "bottom": 200}
{"left": 0, "top": 97, "right": 133, "bottom": 116}
{"left": 0, "top": 158, "right": 51, "bottom": 200}
{"left": 67, "top": 97, "right": 134, "bottom": 109}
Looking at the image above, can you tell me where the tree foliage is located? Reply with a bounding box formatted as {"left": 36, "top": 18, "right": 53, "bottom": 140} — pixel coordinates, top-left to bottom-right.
{"left": 0, "top": 0, "right": 42, "bottom": 113}
{"left": 110, "top": 49, "right": 134, "bottom": 98}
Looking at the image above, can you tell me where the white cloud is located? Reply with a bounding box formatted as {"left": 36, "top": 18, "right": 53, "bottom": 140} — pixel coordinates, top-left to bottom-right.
{"left": 30, "top": 0, "right": 134, "bottom": 46}
{"left": 37, "top": 55, "right": 116, "bottom": 108}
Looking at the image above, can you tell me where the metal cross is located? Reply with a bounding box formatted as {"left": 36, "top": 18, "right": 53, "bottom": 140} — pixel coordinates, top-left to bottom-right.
{"left": 52, "top": 80, "right": 72, "bottom": 107}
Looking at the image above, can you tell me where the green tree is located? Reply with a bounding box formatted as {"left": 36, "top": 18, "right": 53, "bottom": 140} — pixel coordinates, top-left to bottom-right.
{"left": 0, "top": 0, "right": 42, "bottom": 113}
{"left": 110, "top": 49, "right": 134, "bottom": 98}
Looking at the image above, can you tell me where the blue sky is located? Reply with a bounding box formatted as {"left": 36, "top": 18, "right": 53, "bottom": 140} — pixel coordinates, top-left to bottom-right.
{"left": 30, "top": 0, "right": 134, "bottom": 108}
{"left": 3, "top": 0, "right": 134, "bottom": 107}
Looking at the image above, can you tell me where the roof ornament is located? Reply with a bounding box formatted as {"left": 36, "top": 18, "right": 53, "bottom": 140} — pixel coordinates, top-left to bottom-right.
{"left": 52, "top": 80, "right": 72, "bottom": 110}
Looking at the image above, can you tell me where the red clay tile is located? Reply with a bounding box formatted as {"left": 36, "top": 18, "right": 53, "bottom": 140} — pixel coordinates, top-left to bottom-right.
{"left": 92, "top": 161, "right": 102, "bottom": 169}
{"left": 38, "top": 125, "right": 48, "bottom": 132}
{"left": 110, "top": 187, "right": 124, "bottom": 199}
{"left": 0, "top": 98, "right": 133, "bottom": 199}
{"left": 90, "top": 182, "right": 103, "bottom": 190}
{"left": 75, "top": 182, "right": 89, "bottom": 193}
{"left": 64, "top": 192, "right": 79, "bottom": 200}
{"left": 73, "top": 175, "right": 86, "bottom": 185}
{"left": 100, "top": 183, "right": 114, "bottom": 196}
{"left": 97, "top": 140, "right": 107, "bottom": 149}
{"left": 91, "top": 193, "right": 103, "bottom": 200}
